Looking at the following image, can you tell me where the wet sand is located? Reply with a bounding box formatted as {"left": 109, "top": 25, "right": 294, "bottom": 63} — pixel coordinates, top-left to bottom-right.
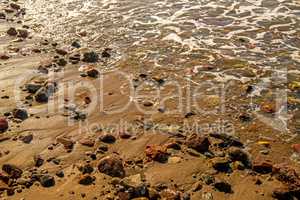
{"left": 1, "top": 0, "right": 300, "bottom": 200}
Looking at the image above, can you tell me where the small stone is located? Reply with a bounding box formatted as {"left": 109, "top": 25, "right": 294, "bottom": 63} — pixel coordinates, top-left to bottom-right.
{"left": 145, "top": 145, "right": 169, "bottom": 163}
{"left": 71, "top": 41, "right": 81, "bottom": 48}
{"left": 78, "top": 175, "right": 95, "bottom": 185}
{"left": 79, "top": 164, "right": 94, "bottom": 174}
{"left": 56, "top": 49, "right": 68, "bottom": 56}
{"left": 0, "top": 54, "right": 10, "bottom": 60}
{"left": 211, "top": 158, "right": 232, "bottom": 173}
{"left": 99, "top": 134, "right": 116, "bottom": 144}
{"left": 160, "top": 189, "right": 181, "bottom": 200}
{"left": 57, "top": 58, "right": 67, "bottom": 66}
{"left": 10, "top": 3, "right": 21, "bottom": 10}
{"left": 200, "top": 173, "right": 215, "bottom": 185}
{"left": 102, "top": 48, "right": 111, "bottom": 58}
{"left": 35, "top": 90, "right": 49, "bottom": 103}
{"left": 17, "top": 29, "right": 29, "bottom": 38}
{"left": 25, "top": 83, "right": 42, "bottom": 94}
{"left": 79, "top": 138, "right": 95, "bottom": 147}
{"left": 252, "top": 159, "right": 273, "bottom": 174}
{"left": 0, "top": 13, "right": 6, "bottom": 19}
{"left": 292, "top": 144, "right": 300, "bottom": 154}
{"left": 0, "top": 118, "right": 9, "bottom": 132}
{"left": 12, "top": 108, "right": 28, "bottom": 120}
{"left": 7, "top": 27, "right": 18, "bottom": 36}
{"left": 82, "top": 52, "right": 99, "bottom": 63}
{"left": 228, "top": 147, "right": 251, "bottom": 168}
{"left": 185, "top": 134, "right": 210, "bottom": 153}
{"left": 213, "top": 181, "right": 233, "bottom": 193}
{"left": 20, "top": 134, "right": 33, "bottom": 144}
{"left": 2, "top": 164, "right": 23, "bottom": 179}
{"left": 56, "top": 170, "right": 64, "bottom": 178}
{"left": 98, "top": 156, "right": 125, "bottom": 178}
{"left": 86, "top": 69, "right": 99, "bottom": 78}
{"left": 39, "top": 175, "right": 55, "bottom": 187}
{"left": 272, "top": 187, "right": 293, "bottom": 200}
{"left": 34, "top": 155, "right": 44, "bottom": 167}
{"left": 119, "top": 132, "right": 132, "bottom": 139}
{"left": 57, "top": 137, "right": 74, "bottom": 150}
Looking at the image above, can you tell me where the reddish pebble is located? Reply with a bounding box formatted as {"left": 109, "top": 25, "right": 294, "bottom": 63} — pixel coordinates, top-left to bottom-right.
{"left": 0, "top": 118, "right": 8, "bottom": 132}
{"left": 292, "top": 144, "right": 300, "bottom": 154}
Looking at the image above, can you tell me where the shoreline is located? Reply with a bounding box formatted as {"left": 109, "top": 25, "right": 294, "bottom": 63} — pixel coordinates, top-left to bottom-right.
{"left": 0, "top": 0, "right": 300, "bottom": 200}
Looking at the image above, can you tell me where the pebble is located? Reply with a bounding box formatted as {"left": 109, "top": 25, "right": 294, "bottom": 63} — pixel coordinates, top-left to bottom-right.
{"left": 2, "top": 164, "right": 23, "bottom": 179}
{"left": 7, "top": 27, "right": 18, "bottom": 36}
{"left": 86, "top": 68, "right": 99, "bottom": 78}
{"left": 39, "top": 175, "right": 55, "bottom": 187}
{"left": 213, "top": 181, "right": 233, "bottom": 193}
{"left": 17, "top": 29, "right": 29, "bottom": 38}
{"left": 0, "top": 118, "right": 9, "bottom": 132}
{"left": 82, "top": 52, "right": 99, "bottom": 63}
{"left": 99, "top": 134, "right": 116, "bottom": 144}
{"left": 12, "top": 108, "right": 28, "bottom": 120}
{"left": 34, "top": 155, "right": 44, "bottom": 167}
{"left": 185, "top": 134, "right": 210, "bottom": 153}
{"left": 20, "top": 134, "right": 33, "bottom": 144}
{"left": 78, "top": 175, "right": 95, "bottom": 185}
{"left": 98, "top": 156, "right": 125, "bottom": 178}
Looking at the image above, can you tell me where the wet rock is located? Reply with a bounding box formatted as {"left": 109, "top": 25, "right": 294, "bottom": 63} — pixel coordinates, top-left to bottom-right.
{"left": 0, "top": 54, "right": 10, "bottom": 60}
{"left": 82, "top": 51, "right": 99, "bottom": 63}
{"left": 57, "top": 137, "right": 74, "bottom": 150}
{"left": 119, "top": 132, "right": 132, "bottom": 139}
{"left": 78, "top": 175, "right": 95, "bottom": 185}
{"left": 98, "top": 156, "right": 125, "bottom": 178}
{"left": 39, "top": 175, "right": 55, "bottom": 187}
{"left": 56, "top": 170, "right": 64, "bottom": 178}
{"left": 213, "top": 181, "right": 233, "bottom": 193}
{"left": 0, "top": 13, "right": 6, "bottom": 19}
{"left": 34, "top": 90, "right": 49, "bottom": 103}
{"left": 252, "top": 159, "right": 273, "bottom": 174}
{"left": 12, "top": 108, "right": 28, "bottom": 120}
{"left": 2, "top": 164, "right": 22, "bottom": 179}
{"left": 145, "top": 145, "right": 169, "bottom": 163}
{"left": 10, "top": 3, "right": 21, "bottom": 10}
{"left": 211, "top": 158, "right": 232, "bottom": 173}
{"left": 34, "top": 155, "right": 44, "bottom": 167}
{"left": 56, "top": 58, "right": 67, "bottom": 66}
{"left": 79, "top": 164, "right": 94, "bottom": 174}
{"left": 17, "top": 29, "right": 29, "bottom": 38}
{"left": 0, "top": 118, "right": 9, "bottom": 132}
{"left": 71, "top": 41, "right": 81, "bottom": 48}
{"left": 56, "top": 49, "right": 68, "bottom": 56}
{"left": 86, "top": 68, "right": 99, "bottom": 78}
{"left": 228, "top": 147, "right": 252, "bottom": 168}
{"left": 99, "top": 134, "right": 116, "bottom": 144}
{"left": 7, "top": 27, "right": 18, "bottom": 36}
{"left": 20, "top": 134, "right": 33, "bottom": 144}
{"left": 102, "top": 48, "right": 111, "bottom": 58}
{"left": 185, "top": 134, "right": 210, "bottom": 153}
{"left": 25, "top": 83, "right": 42, "bottom": 94}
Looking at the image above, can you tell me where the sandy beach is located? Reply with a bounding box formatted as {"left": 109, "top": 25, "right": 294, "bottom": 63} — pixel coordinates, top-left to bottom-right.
{"left": 0, "top": 0, "right": 300, "bottom": 199}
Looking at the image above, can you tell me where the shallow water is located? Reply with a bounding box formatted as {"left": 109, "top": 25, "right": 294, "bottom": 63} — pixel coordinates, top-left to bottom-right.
{"left": 24, "top": 0, "right": 300, "bottom": 71}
